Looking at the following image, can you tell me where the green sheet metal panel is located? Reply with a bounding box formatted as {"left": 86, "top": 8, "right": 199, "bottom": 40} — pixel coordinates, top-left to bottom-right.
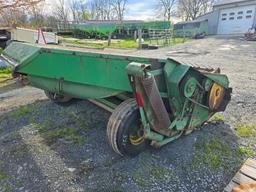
{"left": 71, "top": 22, "right": 117, "bottom": 35}
{"left": 143, "top": 21, "right": 171, "bottom": 30}
{"left": 2, "top": 42, "right": 40, "bottom": 64}
{"left": 5, "top": 42, "right": 162, "bottom": 94}
{"left": 173, "top": 20, "right": 208, "bottom": 37}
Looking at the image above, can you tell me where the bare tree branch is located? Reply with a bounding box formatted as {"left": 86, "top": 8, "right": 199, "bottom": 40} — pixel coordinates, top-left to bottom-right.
{"left": 0, "top": 0, "right": 43, "bottom": 10}
{"left": 156, "top": 0, "right": 177, "bottom": 21}
{"left": 111, "top": 0, "right": 127, "bottom": 22}
{"left": 90, "top": 0, "right": 117, "bottom": 20}
{"left": 177, "top": 0, "right": 215, "bottom": 21}
{"left": 54, "top": 0, "right": 69, "bottom": 27}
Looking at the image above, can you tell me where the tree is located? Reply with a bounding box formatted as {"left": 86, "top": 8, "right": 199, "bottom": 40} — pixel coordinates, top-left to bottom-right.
{"left": 0, "top": 0, "right": 43, "bottom": 26}
{"left": 0, "top": 0, "right": 43, "bottom": 10}
{"left": 90, "top": 0, "right": 116, "bottom": 20}
{"left": 69, "top": 0, "right": 90, "bottom": 23}
{"left": 54, "top": 0, "right": 69, "bottom": 29}
{"left": 29, "top": 1, "right": 47, "bottom": 27}
{"left": 177, "top": 0, "right": 215, "bottom": 21}
{"left": 157, "top": 0, "right": 177, "bottom": 21}
{"left": 70, "top": 0, "right": 79, "bottom": 22}
{"left": 111, "top": 0, "right": 127, "bottom": 21}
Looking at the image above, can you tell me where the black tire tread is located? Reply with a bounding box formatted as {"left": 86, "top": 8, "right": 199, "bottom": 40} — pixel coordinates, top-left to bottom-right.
{"left": 107, "top": 99, "right": 138, "bottom": 156}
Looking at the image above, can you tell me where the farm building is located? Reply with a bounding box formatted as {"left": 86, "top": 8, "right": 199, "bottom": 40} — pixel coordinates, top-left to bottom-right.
{"left": 173, "top": 20, "right": 208, "bottom": 38}
{"left": 197, "top": 0, "right": 256, "bottom": 34}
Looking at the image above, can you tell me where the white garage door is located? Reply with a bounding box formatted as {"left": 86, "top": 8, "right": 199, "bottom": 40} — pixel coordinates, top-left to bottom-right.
{"left": 218, "top": 5, "right": 256, "bottom": 34}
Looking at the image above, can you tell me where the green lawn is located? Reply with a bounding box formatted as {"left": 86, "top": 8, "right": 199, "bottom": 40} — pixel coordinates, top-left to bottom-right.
{"left": 0, "top": 67, "right": 12, "bottom": 83}
{"left": 60, "top": 38, "right": 191, "bottom": 49}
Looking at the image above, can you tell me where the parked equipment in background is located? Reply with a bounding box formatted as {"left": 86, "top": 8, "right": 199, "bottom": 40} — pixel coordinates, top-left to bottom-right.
{"left": 1, "top": 42, "right": 232, "bottom": 157}
{"left": 173, "top": 20, "right": 208, "bottom": 39}
{"left": 11, "top": 27, "right": 58, "bottom": 44}
{"left": 0, "top": 28, "right": 11, "bottom": 48}
{"left": 244, "top": 26, "right": 256, "bottom": 41}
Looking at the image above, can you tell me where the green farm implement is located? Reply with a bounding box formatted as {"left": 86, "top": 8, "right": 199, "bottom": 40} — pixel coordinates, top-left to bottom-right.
{"left": 1, "top": 42, "right": 231, "bottom": 156}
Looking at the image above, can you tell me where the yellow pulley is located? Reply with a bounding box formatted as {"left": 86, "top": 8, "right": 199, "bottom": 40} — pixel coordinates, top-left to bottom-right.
{"left": 208, "top": 83, "right": 225, "bottom": 111}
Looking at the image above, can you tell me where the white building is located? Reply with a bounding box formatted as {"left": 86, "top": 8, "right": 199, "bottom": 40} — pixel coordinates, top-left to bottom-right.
{"left": 197, "top": 0, "right": 256, "bottom": 34}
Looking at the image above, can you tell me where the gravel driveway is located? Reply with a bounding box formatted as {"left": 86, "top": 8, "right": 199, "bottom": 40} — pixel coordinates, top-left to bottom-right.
{"left": 0, "top": 36, "right": 255, "bottom": 192}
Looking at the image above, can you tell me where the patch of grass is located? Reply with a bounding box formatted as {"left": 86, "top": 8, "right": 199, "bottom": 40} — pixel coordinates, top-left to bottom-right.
{"left": 193, "top": 137, "right": 233, "bottom": 170}
{"left": 210, "top": 114, "right": 225, "bottom": 123}
{"left": 236, "top": 147, "right": 255, "bottom": 156}
{"left": 110, "top": 39, "right": 138, "bottom": 49}
{"left": 46, "top": 127, "right": 85, "bottom": 144}
{"left": 1, "top": 184, "right": 12, "bottom": 192}
{"left": 134, "top": 165, "right": 173, "bottom": 188}
{"left": 0, "top": 67, "right": 12, "bottom": 74}
{"left": 134, "top": 171, "right": 151, "bottom": 188}
{"left": 0, "top": 67, "right": 12, "bottom": 82}
{"left": 0, "top": 170, "right": 12, "bottom": 192}
{"left": 133, "top": 153, "right": 174, "bottom": 188}
{"left": 113, "top": 171, "right": 128, "bottom": 183}
{"left": 67, "top": 40, "right": 104, "bottom": 48}
{"left": 67, "top": 111, "right": 89, "bottom": 129}
{"left": 234, "top": 123, "right": 256, "bottom": 137}
{"left": 32, "top": 123, "right": 48, "bottom": 132}
{"left": 9, "top": 105, "right": 32, "bottom": 119}
{"left": 16, "top": 178, "right": 25, "bottom": 188}
{"left": 0, "top": 170, "right": 9, "bottom": 180}
{"left": 149, "top": 165, "right": 170, "bottom": 181}
{"left": 61, "top": 37, "right": 190, "bottom": 49}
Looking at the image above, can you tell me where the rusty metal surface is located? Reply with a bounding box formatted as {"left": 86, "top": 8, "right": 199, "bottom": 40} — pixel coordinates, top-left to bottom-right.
{"left": 142, "top": 75, "right": 171, "bottom": 131}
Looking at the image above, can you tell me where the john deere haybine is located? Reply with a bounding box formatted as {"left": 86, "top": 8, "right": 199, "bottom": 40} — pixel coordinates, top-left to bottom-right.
{"left": 1, "top": 42, "right": 231, "bottom": 156}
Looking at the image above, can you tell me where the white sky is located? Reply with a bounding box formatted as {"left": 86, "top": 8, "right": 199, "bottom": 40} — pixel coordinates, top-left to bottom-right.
{"left": 44, "top": 0, "right": 181, "bottom": 22}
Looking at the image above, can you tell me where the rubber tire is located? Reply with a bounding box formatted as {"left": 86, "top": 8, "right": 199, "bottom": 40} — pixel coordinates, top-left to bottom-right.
{"left": 107, "top": 99, "right": 149, "bottom": 157}
{"left": 44, "top": 91, "right": 72, "bottom": 104}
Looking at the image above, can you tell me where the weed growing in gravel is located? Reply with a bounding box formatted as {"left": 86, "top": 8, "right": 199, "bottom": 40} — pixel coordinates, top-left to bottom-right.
{"left": 1, "top": 183, "right": 12, "bottom": 192}
{"left": 193, "top": 137, "right": 233, "bottom": 170}
{"left": 9, "top": 105, "right": 32, "bottom": 119}
{"left": 210, "top": 114, "right": 225, "bottom": 123}
{"left": 113, "top": 171, "right": 128, "bottom": 183}
{"left": 133, "top": 153, "right": 175, "bottom": 189}
{"left": 0, "top": 170, "right": 9, "bottom": 180}
{"left": 67, "top": 111, "right": 89, "bottom": 129}
{"left": 46, "top": 127, "right": 85, "bottom": 144}
{"left": 0, "top": 171, "right": 13, "bottom": 192}
{"left": 134, "top": 164, "right": 174, "bottom": 188}
{"left": 236, "top": 147, "right": 255, "bottom": 156}
{"left": 32, "top": 123, "right": 48, "bottom": 132}
{"left": 234, "top": 123, "right": 256, "bottom": 137}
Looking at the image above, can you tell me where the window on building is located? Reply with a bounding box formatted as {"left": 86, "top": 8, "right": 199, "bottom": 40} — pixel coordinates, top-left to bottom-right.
{"left": 230, "top": 12, "right": 235, "bottom": 16}
{"left": 229, "top": 17, "right": 234, "bottom": 20}
{"left": 222, "top": 18, "right": 227, "bottom": 21}
{"left": 222, "top": 13, "right": 227, "bottom": 17}
{"left": 237, "top": 16, "right": 243, "bottom": 19}
{"left": 246, "top": 15, "right": 252, "bottom": 19}
{"left": 238, "top": 11, "right": 243, "bottom": 15}
{"left": 247, "top": 10, "right": 252, "bottom": 14}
